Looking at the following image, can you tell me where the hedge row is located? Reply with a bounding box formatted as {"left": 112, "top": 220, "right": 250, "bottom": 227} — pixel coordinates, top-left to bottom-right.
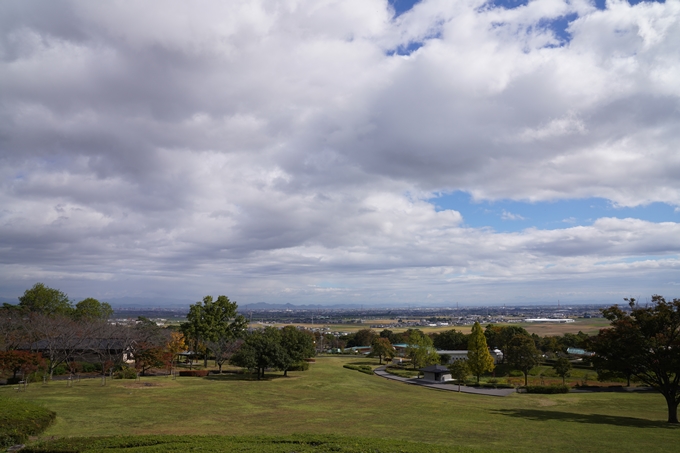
{"left": 523, "top": 385, "right": 570, "bottom": 394}
{"left": 342, "top": 364, "right": 374, "bottom": 375}
{"left": 0, "top": 398, "right": 56, "bottom": 447}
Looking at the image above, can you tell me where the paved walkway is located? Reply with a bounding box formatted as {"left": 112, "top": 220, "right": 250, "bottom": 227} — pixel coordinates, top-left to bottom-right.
{"left": 374, "top": 366, "right": 516, "bottom": 397}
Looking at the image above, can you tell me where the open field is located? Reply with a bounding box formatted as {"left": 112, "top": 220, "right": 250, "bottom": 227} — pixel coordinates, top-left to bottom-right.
{"left": 2, "top": 356, "right": 678, "bottom": 453}
{"left": 272, "top": 318, "right": 609, "bottom": 336}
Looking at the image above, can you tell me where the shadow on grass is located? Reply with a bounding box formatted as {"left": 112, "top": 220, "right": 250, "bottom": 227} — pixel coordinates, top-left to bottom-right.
{"left": 204, "top": 373, "right": 291, "bottom": 382}
{"left": 492, "top": 409, "right": 678, "bottom": 429}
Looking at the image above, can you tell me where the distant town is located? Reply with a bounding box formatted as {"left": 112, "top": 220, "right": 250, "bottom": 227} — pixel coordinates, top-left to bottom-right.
{"left": 111, "top": 303, "right": 606, "bottom": 329}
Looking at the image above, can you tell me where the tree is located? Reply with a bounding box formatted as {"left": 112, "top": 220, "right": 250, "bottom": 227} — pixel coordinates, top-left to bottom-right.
{"left": 405, "top": 330, "right": 439, "bottom": 370}
{"left": 0, "top": 350, "right": 44, "bottom": 380}
{"left": 206, "top": 336, "right": 242, "bottom": 374}
{"left": 0, "top": 309, "right": 28, "bottom": 351}
{"left": 553, "top": 357, "right": 572, "bottom": 385}
{"left": 165, "top": 332, "right": 187, "bottom": 375}
{"left": 85, "top": 321, "right": 134, "bottom": 385}
{"left": 432, "top": 329, "right": 468, "bottom": 350}
{"left": 370, "top": 337, "right": 394, "bottom": 364}
{"left": 18, "top": 283, "right": 73, "bottom": 316}
{"left": 467, "top": 322, "right": 495, "bottom": 383}
{"left": 230, "top": 327, "right": 284, "bottom": 380}
{"left": 181, "top": 295, "right": 247, "bottom": 367}
{"left": 346, "top": 329, "right": 376, "bottom": 348}
{"left": 74, "top": 298, "right": 113, "bottom": 321}
{"left": 592, "top": 296, "right": 680, "bottom": 424}
{"left": 506, "top": 334, "right": 541, "bottom": 386}
{"left": 279, "top": 326, "right": 315, "bottom": 376}
{"left": 134, "top": 345, "right": 167, "bottom": 376}
{"left": 485, "top": 325, "right": 530, "bottom": 363}
{"left": 449, "top": 360, "right": 470, "bottom": 392}
{"left": 25, "top": 313, "right": 88, "bottom": 380}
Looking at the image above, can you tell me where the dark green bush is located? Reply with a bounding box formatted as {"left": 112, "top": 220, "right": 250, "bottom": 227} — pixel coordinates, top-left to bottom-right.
{"left": 523, "top": 385, "right": 570, "bottom": 394}
{"left": 52, "top": 364, "right": 68, "bottom": 376}
{"left": 114, "top": 366, "right": 138, "bottom": 379}
{"left": 81, "top": 362, "right": 99, "bottom": 373}
{"left": 0, "top": 398, "right": 56, "bottom": 447}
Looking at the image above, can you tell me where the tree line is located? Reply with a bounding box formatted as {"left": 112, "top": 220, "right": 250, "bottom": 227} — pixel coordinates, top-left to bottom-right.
{"left": 0, "top": 283, "right": 315, "bottom": 383}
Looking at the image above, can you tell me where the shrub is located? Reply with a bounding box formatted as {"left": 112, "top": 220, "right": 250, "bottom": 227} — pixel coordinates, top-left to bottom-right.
{"left": 81, "top": 362, "right": 99, "bottom": 373}
{"left": 0, "top": 398, "right": 56, "bottom": 447}
{"left": 343, "top": 364, "right": 374, "bottom": 375}
{"left": 52, "top": 364, "right": 68, "bottom": 376}
{"left": 114, "top": 366, "right": 138, "bottom": 379}
{"left": 523, "top": 385, "right": 570, "bottom": 394}
{"left": 179, "top": 370, "right": 210, "bottom": 377}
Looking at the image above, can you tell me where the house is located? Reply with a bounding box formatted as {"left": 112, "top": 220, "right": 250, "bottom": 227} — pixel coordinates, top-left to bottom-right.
{"left": 419, "top": 364, "right": 452, "bottom": 382}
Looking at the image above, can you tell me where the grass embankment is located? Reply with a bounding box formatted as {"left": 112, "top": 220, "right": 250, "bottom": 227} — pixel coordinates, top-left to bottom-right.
{"left": 2, "top": 356, "right": 678, "bottom": 453}
{"left": 0, "top": 398, "right": 56, "bottom": 447}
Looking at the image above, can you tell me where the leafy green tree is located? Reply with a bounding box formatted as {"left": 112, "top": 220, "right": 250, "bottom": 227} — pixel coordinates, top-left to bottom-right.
{"left": 370, "top": 337, "right": 394, "bottom": 364}
{"left": 449, "top": 360, "right": 470, "bottom": 392}
{"left": 432, "top": 329, "right": 467, "bottom": 350}
{"left": 74, "top": 298, "right": 113, "bottom": 320}
{"left": 485, "top": 324, "right": 530, "bottom": 363}
{"left": 592, "top": 296, "right": 680, "bottom": 423}
{"left": 279, "top": 326, "right": 315, "bottom": 376}
{"left": 181, "top": 295, "right": 246, "bottom": 367}
{"left": 230, "top": 327, "right": 285, "bottom": 380}
{"left": 553, "top": 357, "right": 572, "bottom": 385}
{"left": 506, "top": 334, "right": 541, "bottom": 386}
{"left": 346, "top": 329, "right": 376, "bottom": 347}
{"left": 406, "top": 330, "right": 439, "bottom": 370}
{"left": 18, "top": 283, "right": 73, "bottom": 316}
{"left": 467, "top": 322, "right": 495, "bottom": 383}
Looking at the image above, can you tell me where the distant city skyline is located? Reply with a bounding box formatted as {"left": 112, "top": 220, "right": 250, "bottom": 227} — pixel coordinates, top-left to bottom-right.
{"left": 1, "top": 1, "right": 679, "bottom": 306}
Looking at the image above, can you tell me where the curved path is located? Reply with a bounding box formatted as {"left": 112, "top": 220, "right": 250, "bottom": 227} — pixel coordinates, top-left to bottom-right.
{"left": 373, "top": 366, "right": 516, "bottom": 397}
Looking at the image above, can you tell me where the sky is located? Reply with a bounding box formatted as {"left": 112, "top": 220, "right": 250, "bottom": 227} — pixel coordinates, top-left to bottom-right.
{"left": 1, "top": 0, "right": 679, "bottom": 307}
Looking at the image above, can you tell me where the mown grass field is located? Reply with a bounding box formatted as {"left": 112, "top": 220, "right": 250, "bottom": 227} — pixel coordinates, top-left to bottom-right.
{"left": 2, "top": 356, "right": 678, "bottom": 453}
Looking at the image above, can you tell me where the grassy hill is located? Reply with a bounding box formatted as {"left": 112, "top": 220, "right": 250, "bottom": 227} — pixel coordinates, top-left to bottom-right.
{"left": 1, "top": 356, "right": 678, "bottom": 452}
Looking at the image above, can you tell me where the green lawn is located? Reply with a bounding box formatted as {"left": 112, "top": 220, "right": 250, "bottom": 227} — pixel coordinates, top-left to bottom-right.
{"left": 2, "top": 357, "right": 678, "bottom": 453}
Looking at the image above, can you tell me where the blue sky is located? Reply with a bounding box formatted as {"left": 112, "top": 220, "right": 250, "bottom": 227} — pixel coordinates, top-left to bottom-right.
{"left": 429, "top": 192, "right": 680, "bottom": 232}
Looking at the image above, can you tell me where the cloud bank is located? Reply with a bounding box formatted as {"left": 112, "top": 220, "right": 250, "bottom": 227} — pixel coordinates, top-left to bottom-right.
{"left": 1, "top": 0, "right": 679, "bottom": 305}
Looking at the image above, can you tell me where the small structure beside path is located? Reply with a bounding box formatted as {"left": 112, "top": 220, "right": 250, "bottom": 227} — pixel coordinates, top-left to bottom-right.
{"left": 374, "top": 366, "right": 516, "bottom": 397}
{"left": 419, "top": 364, "right": 452, "bottom": 383}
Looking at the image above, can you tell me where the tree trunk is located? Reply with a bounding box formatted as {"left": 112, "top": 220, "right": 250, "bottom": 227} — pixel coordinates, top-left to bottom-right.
{"left": 284, "top": 369, "right": 288, "bottom": 377}
{"left": 524, "top": 371, "right": 528, "bottom": 387}
{"left": 664, "top": 393, "right": 679, "bottom": 424}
